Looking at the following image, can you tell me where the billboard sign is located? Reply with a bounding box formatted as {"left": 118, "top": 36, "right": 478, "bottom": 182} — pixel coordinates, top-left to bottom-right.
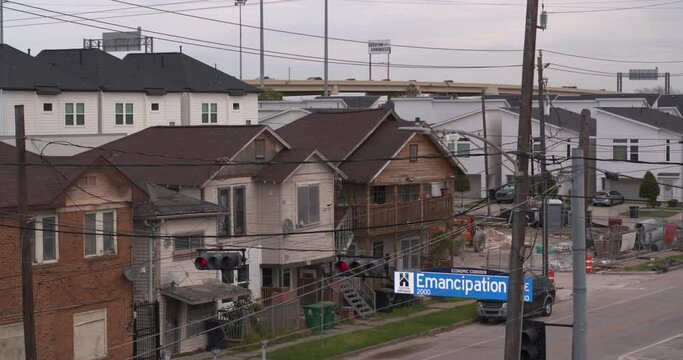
{"left": 368, "top": 39, "right": 391, "bottom": 55}
{"left": 629, "top": 68, "right": 659, "bottom": 80}
{"left": 103, "top": 29, "right": 142, "bottom": 52}
{"left": 394, "top": 270, "right": 533, "bottom": 302}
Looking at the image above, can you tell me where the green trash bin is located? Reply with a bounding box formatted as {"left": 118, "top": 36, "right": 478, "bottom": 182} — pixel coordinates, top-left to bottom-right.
{"left": 629, "top": 206, "right": 639, "bottom": 219}
{"left": 303, "top": 302, "right": 336, "bottom": 333}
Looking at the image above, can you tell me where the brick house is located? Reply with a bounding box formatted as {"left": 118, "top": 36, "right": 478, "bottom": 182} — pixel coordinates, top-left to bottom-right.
{"left": 0, "top": 142, "right": 143, "bottom": 359}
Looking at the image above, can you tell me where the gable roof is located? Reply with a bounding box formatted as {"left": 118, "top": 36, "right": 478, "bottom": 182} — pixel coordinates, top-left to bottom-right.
{"left": 276, "top": 108, "right": 459, "bottom": 184}
{"left": 76, "top": 125, "right": 285, "bottom": 186}
{"left": 35, "top": 48, "right": 178, "bottom": 93}
{"left": 253, "top": 149, "right": 345, "bottom": 183}
{"left": 123, "top": 52, "right": 258, "bottom": 94}
{"left": 0, "top": 142, "right": 138, "bottom": 210}
{"left": 276, "top": 108, "right": 392, "bottom": 162}
{"left": 656, "top": 95, "right": 683, "bottom": 116}
{"left": 505, "top": 107, "right": 597, "bottom": 136}
{"left": 598, "top": 107, "right": 683, "bottom": 134}
{"left": 0, "top": 44, "right": 97, "bottom": 92}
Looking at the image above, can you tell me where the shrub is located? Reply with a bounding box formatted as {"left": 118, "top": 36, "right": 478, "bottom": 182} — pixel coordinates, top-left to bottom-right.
{"left": 667, "top": 199, "right": 679, "bottom": 208}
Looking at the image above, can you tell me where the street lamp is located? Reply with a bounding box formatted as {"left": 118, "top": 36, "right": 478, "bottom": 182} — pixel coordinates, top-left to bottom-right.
{"left": 235, "top": 0, "right": 247, "bottom": 80}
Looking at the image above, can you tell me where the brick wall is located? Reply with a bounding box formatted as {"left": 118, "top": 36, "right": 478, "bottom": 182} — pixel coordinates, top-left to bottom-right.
{"left": 0, "top": 207, "right": 134, "bottom": 359}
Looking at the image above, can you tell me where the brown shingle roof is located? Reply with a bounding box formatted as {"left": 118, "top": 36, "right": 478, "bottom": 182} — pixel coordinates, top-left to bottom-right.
{"left": 253, "top": 149, "right": 345, "bottom": 183}
{"left": 276, "top": 108, "right": 391, "bottom": 162}
{"left": 0, "top": 143, "right": 132, "bottom": 210}
{"left": 77, "top": 125, "right": 272, "bottom": 186}
{"left": 340, "top": 119, "right": 415, "bottom": 183}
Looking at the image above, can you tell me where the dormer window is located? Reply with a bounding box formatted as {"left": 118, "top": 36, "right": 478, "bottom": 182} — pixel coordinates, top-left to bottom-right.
{"left": 255, "top": 139, "right": 265, "bottom": 160}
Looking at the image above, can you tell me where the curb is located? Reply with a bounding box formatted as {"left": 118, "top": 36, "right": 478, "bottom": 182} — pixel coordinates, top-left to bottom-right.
{"left": 327, "top": 318, "right": 477, "bottom": 359}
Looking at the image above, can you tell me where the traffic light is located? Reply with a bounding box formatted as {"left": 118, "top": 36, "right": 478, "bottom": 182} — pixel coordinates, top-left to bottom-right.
{"left": 521, "top": 319, "right": 546, "bottom": 360}
{"left": 194, "top": 251, "right": 244, "bottom": 270}
{"left": 333, "top": 257, "right": 388, "bottom": 278}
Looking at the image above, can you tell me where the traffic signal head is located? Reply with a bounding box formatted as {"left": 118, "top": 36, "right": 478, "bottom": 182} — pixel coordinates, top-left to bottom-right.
{"left": 521, "top": 319, "right": 546, "bottom": 360}
{"left": 194, "top": 251, "right": 244, "bottom": 270}
{"left": 334, "top": 259, "right": 350, "bottom": 273}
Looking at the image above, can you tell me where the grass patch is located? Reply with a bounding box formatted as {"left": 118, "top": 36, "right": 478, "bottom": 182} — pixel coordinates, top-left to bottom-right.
{"left": 618, "top": 209, "right": 682, "bottom": 218}
{"left": 374, "top": 301, "right": 428, "bottom": 320}
{"left": 266, "top": 303, "right": 477, "bottom": 360}
{"left": 623, "top": 253, "right": 683, "bottom": 272}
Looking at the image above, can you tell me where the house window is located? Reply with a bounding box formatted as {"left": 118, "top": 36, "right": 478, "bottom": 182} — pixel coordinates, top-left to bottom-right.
{"left": 246, "top": 120, "right": 252, "bottom": 125}
{"left": 372, "top": 240, "right": 384, "bottom": 258}
{"left": 234, "top": 187, "right": 246, "bottom": 235}
{"left": 398, "top": 184, "right": 420, "bottom": 202}
{"left": 629, "top": 139, "right": 639, "bottom": 162}
{"left": 65, "top": 103, "right": 85, "bottom": 126}
{"left": 566, "top": 143, "right": 571, "bottom": 158}
{"left": 217, "top": 188, "right": 231, "bottom": 237}
{"left": 43, "top": 103, "right": 53, "bottom": 112}
{"left": 84, "top": 210, "right": 116, "bottom": 257}
{"left": 29, "top": 215, "right": 57, "bottom": 264}
{"left": 202, "top": 103, "right": 218, "bottom": 123}
{"left": 173, "top": 234, "right": 203, "bottom": 259}
{"left": 601, "top": 177, "right": 606, "bottom": 190}
{"left": 262, "top": 268, "right": 273, "bottom": 287}
{"left": 612, "top": 139, "right": 627, "bottom": 160}
{"left": 297, "top": 184, "right": 320, "bottom": 226}
{"left": 115, "top": 103, "right": 134, "bottom": 125}
{"left": 282, "top": 268, "right": 291, "bottom": 287}
{"left": 447, "top": 140, "right": 455, "bottom": 151}
{"left": 151, "top": 103, "right": 160, "bottom": 111}
{"left": 237, "top": 264, "right": 249, "bottom": 288}
{"left": 401, "top": 238, "right": 420, "bottom": 269}
{"left": 456, "top": 142, "right": 470, "bottom": 158}
{"left": 666, "top": 140, "right": 671, "bottom": 162}
{"left": 409, "top": 144, "right": 418, "bottom": 162}
{"left": 232, "top": 103, "right": 240, "bottom": 111}
{"left": 222, "top": 269, "right": 235, "bottom": 284}
{"left": 371, "top": 186, "right": 390, "bottom": 205}
{"left": 255, "top": 139, "right": 265, "bottom": 160}
{"left": 73, "top": 309, "right": 107, "bottom": 360}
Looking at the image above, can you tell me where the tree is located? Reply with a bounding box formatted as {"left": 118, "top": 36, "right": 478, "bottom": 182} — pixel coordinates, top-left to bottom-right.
{"left": 634, "top": 86, "right": 680, "bottom": 94}
{"left": 639, "top": 171, "right": 660, "bottom": 207}
{"left": 454, "top": 173, "right": 471, "bottom": 206}
{"left": 258, "top": 88, "right": 283, "bottom": 101}
{"left": 404, "top": 83, "right": 421, "bottom": 97}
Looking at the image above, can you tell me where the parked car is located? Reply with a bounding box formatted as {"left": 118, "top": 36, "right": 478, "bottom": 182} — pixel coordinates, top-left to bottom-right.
{"left": 495, "top": 184, "right": 515, "bottom": 203}
{"left": 476, "top": 275, "right": 555, "bottom": 323}
{"left": 592, "top": 190, "right": 625, "bottom": 206}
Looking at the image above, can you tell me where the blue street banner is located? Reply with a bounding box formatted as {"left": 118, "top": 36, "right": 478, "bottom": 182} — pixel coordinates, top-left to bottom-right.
{"left": 394, "top": 271, "right": 533, "bottom": 302}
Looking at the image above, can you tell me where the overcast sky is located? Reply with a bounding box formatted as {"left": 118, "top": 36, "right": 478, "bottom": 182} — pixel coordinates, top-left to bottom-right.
{"left": 3, "top": 0, "right": 682, "bottom": 93}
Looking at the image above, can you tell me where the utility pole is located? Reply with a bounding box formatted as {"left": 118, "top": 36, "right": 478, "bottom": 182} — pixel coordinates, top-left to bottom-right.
{"left": 579, "top": 109, "right": 591, "bottom": 220}
{"left": 259, "top": 0, "right": 264, "bottom": 90}
{"left": 235, "top": 0, "right": 247, "bottom": 80}
{"left": 537, "top": 50, "right": 549, "bottom": 277}
{"left": 323, "top": 0, "right": 329, "bottom": 97}
{"left": 571, "top": 147, "right": 587, "bottom": 360}
{"left": 481, "top": 90, "right": 491, "bottom": 217}
{"left": 16, "top": 105, "right": 37, "bottom": 360}
{"left": 504, "top": 0, "right": 539, "bottom": 359}
{"left": 1, "top": 0, "right": 4, "bottom": 44}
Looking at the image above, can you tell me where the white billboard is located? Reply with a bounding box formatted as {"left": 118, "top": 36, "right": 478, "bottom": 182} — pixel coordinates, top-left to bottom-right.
{"left": 368, "top": 39, "right": 391, "bottom": 55}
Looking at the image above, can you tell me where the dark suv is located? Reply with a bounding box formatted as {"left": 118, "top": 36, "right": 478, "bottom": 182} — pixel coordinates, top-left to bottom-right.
{"left": 476, "top": 275, "right": 555, "bottom": 323}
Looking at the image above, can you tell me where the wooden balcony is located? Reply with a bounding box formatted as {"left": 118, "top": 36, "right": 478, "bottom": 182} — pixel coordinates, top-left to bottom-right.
{"left": 341, "top": 195, "right": 452, "bottom": 237}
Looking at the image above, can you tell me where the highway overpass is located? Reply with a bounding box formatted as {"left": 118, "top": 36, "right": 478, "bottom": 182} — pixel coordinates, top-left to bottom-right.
{"left": 243, "top": 79, "right": 612, "bottom": 96}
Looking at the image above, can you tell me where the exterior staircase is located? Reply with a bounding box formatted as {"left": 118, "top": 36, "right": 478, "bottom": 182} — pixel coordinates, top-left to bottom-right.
{"left": 339, "top": 277, "right": 375, "bottom": 317}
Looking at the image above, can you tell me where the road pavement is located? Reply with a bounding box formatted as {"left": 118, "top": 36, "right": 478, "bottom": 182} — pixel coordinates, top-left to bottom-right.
{"left": 344, "top": 270, "right": 683, "bottom": 360}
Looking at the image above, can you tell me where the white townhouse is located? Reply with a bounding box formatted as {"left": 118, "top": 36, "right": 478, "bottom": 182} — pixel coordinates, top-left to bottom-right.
{"left": 1, "top": 45, "right": 259, "bottom": 155}
{"left": 594, "top": 107, "right": 683, "bottom": 202}
{"left": 432, "top": 107, "right": 596, "bottom": 198}
{"left": 390, "top": 96, "right": 510, "bottom": 125}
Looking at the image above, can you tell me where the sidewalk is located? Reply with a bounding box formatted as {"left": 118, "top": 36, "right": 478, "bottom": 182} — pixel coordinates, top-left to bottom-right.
{"left": 174, "top": 299, "right": 475, "bottom": 360}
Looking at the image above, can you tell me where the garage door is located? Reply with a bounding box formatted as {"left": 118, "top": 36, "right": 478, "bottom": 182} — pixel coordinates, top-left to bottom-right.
{"left": 607, "top": 179, "right": 642, "bottom": 202}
